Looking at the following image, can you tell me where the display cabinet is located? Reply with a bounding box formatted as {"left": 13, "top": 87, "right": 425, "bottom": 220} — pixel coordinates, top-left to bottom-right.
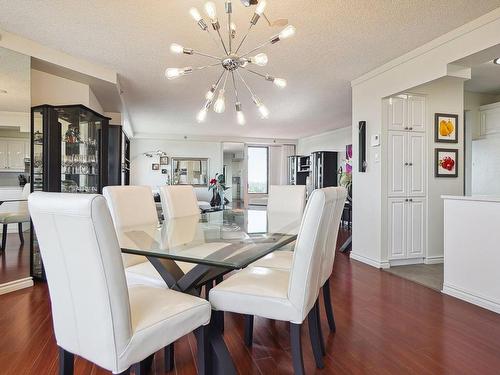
{"left": 30, "top": 104, "right": 111, "bottom": 279}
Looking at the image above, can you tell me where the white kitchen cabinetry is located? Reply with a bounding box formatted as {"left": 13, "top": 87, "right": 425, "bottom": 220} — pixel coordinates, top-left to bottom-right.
{"left": 0, "top": 138, "right": 30, "bottom": 172}
{"left": 385, "top": 94, "right": 427, "bottom": 262}
{"left": 479, "top": 102, "right": 500, "bottom": 137}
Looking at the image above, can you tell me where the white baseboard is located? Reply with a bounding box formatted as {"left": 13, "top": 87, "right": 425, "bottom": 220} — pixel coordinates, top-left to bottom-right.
{"left": 442, "top": 283, "right": 500, "bottom": 314}
{"left": 0, "top": 277, "right": 33, "bottom": 295}
{"left": 424, "top": 256, "right": 444, "bottom": 265}
{"left": 389, "top": 258, "right": 424, "bottom": 267}
{"left": 350, "top": 252, "right": 390, "bottom": 269}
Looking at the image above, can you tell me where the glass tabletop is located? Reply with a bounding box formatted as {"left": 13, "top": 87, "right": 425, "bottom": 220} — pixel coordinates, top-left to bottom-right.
{"left": 118, "top": 209, "right": 300, "bottom": 269}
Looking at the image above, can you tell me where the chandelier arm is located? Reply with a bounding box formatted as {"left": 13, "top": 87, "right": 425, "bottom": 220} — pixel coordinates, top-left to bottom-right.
{"left": 235, "top": 69, "right": 256, "bottom": 99}
{"left": 227, "top": 1, "right": 232, "bottom": 54}
{"left": 194, "top": 62, "right": 222, "bottom": 71}
{"left": 205, "top": 29, "right": 227, "bottom": 56}
{"left": 192, "top": 50, "right": 222, "bottom": 60}
{"left": 240, "top": 39, "right": 273, "bottom": 58}
{"left": 235, "top": 24, "right": 254, "bottom": 55}
{"left": 231, "top": 71, "right": 240, "bottom": 103}
{"left": 241, "top": 67, "right": 268, "bottom": 79}
{"left": 216, "top": 28, "right": 229, "bottom": 55}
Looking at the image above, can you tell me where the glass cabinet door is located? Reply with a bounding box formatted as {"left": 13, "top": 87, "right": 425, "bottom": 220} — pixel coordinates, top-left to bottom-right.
{"left": 58, "top": 107, "right": 101, "bottom": 194}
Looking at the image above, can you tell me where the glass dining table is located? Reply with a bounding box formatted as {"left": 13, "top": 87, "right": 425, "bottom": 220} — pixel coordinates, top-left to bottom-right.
{"left": 116, "top": 208, "right": 301, "bottom": 374}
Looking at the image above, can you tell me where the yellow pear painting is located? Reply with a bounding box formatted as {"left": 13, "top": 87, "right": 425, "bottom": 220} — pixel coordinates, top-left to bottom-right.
{"left": 435, "top": 114, "right": 458, "bottom": 143}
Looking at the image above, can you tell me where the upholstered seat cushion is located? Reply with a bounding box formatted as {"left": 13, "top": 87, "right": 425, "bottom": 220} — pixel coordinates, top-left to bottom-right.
{"left": 210, "top": 266, "right": 305, "bottom": 323}
{"left": 118, "top": 285, "right": 210, "bottom": 370}
{"left": 250, "top": 249, "right": 293, "bottom": 270}
{"left": 0, "top": 212, "right": 30, "bottom": 224}
{"left": 125, "top": 262, "right": 166, "bottom": 288}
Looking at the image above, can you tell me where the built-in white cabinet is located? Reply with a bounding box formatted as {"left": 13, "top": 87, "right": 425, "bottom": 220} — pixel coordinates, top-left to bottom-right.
{"left": 0, "top": 138, "right": 29, "bottom": 172}
{"left": 387, "top": 94, "right": 425, "bottom": 132}
{"left": 479, "top": 102, "right": 500, "bottom": 137}
{"left": 385, "top": 94, "right": 427, "bottom": 262}
{"left": 388, "top": 198, "right": 426, "bottom": 259}
{"left": 388, "top": 131, "right": 426, "bottom": 197}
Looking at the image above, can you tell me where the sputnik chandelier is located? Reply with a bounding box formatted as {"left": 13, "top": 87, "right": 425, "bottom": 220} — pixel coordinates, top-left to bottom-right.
{"left": 165, "top": 0, "right": 295, "bottom": 125}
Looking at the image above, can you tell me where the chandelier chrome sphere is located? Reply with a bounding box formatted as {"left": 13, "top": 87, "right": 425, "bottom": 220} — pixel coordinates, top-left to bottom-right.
{"left": 165, "top": 0, "right": 296, "bottom": 125}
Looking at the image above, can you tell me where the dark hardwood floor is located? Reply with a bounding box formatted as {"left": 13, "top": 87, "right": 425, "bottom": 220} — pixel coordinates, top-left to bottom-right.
{"left": 2, "top": 229, "right": 500, "bottom": 374}
{"left": 0, "top": 229, "right": 30, "bottom": 284}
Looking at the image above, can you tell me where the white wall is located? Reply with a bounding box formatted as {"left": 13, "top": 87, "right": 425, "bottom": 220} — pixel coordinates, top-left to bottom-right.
{"left": 350, "top": 8, "right": 500, "bottom": 268}
{"left": 130, "top": 138, "right": 222, "bottom": 188}
{"left": 297, "top": 127, "right": 352, "bottom": 155}
{"left": 31, "top": 69, "right": 105, "bottom": 114}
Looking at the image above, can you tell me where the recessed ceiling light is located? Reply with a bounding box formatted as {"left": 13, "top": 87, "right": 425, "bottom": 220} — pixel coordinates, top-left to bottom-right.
{"left": 494, "top": 58, "right": 500, "bottom": 65}
{"left": 0, "top": 89, "right": 7, "bottom": 94}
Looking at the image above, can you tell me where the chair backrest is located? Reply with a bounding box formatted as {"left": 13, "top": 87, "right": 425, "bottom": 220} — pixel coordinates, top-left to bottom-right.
{"left": 29, "top": 192, "right": 132, "bottom": 370}
{"left": 103, "top": 186, "right": 159, "bottom": 267}
{"left": 287, "top": 188, "right": 337, "bottom": 321}
{"left": 321, "top": 187, "right": 347, "bottom": 284}
{"left": 267, "top": 185, "right": 306, "bottom": 216}
{"left": 21, "top": 183, "right": 31, "bottom": 199}
{"left": 160, "top": 185, "right": 200, "bottom": 219}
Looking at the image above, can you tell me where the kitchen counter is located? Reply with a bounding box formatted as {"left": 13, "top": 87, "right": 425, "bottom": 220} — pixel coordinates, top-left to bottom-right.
{"left": 442, "top": 196, "right": 500, "bottom": 313}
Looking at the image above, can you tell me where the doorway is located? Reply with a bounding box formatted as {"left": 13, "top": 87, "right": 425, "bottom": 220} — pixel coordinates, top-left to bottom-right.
{"left": 222, "top": 142, "right": 245, "bottom": 208}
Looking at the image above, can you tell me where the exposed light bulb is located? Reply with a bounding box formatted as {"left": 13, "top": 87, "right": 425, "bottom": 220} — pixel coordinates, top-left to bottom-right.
{"left": 204, "top": 1, "right": 217, "bottom": 20}
{"left": 189, "top": 7, "right": 202, "bottom": 22}
{"left": 165, "top": 67, "right": 192, "bottom": 80}
{"left": 230, "top": 22, "right": 237, "bottom": 38}
{"left": 252, "top": 53, "right": 268, "bottom": 67}
{"left": 214, "top": 89, "right": 226, "bottom": 113}
{"left": 494, "top": 58, "right": 500, "bottom": 65}
{"left": 205, "top": 86, "right": 216, "bottom": 100}
{"left": 273, "top": 78, "right": 287, "bottom": 88}
{"left": 258, "top": 103, "right": 269, "bottom": 119}
{"left": 170, "top": 43, "right": 183, "bottom": 54}
{"left": 255, "top": 0, "right": 267, "bottom": 16}
{"left": 236, "top": 102, "right": 246, "bottom": 125}
{"left": 279, "top": 25, "right": 296, "bottom": 40}
{"left": 197, "top": 108, "right": 208, "bottom": 123}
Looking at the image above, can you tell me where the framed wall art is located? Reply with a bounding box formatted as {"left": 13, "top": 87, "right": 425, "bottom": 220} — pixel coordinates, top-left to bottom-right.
{"left": 435, "top": 113, "right": 458, "bottom": 143}
{"left": 435, "top": 148, "right": 458, "bottom": 177}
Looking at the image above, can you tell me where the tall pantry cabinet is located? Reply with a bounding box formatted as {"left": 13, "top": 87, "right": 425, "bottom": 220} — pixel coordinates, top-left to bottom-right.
{"left": 385, "top": 95, "right": 427, "bottom": 262}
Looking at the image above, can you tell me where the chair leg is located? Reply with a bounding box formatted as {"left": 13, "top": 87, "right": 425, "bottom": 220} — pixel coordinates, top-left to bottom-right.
{"left": 18, "top": 223, "right": 24, "bottom": 245}
{"left": 244, "top": 314, "right": 254, "bottom": 347}
{"left": 117, "top": 370, "right": 130, "bottom": 375}
{"left": 195, "top": 325, "right": 212, "bottom": 375}
{"left": 215, "top": 276, "right": 224, "bottom": 332}
{"left": 307, "top": 304, "right": 325, "bottom": 369}
{"left": 164, "top": 344, "right": 174, "bottom": 372}
{"left": 315, "top": 300, "right": 326, "bottom": 356}
{"left": 58, "top": 347, "right": 74, "bottom": 375}
{"left": 133, "top": 354, "right": 154, "bottom": 375}
{"left": 290, "top": 323, "right": 305, "bottom": 375}
{"left": 2, "top": 224, "right": 7, "bottom": 252}
{"left": 323, "top": 279, "right": 336, "bottom": 332}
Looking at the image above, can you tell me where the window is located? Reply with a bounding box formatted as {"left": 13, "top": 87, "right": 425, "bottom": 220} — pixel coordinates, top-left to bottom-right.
{"left": 247, "top": 146, "right": 268, "bottom": 194}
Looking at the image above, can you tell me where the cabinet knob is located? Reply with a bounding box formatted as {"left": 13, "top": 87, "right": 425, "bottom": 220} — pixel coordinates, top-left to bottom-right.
{"left": 405, "top": 199, "right": 409, "bottom": 202}
{"left": 409, "top": 127, "right": 413, "bottom": 131}
{"left": 405, "top": 162, "right": 409, "bottom": 166}
{"left": 404, "top": 127, "right": 409, "bottom": 130}
{"left": 409, "top": 199, "right": 413, "bottom": 202}
{"left": 409, "top": 162, "right": 413, "bottom": 166}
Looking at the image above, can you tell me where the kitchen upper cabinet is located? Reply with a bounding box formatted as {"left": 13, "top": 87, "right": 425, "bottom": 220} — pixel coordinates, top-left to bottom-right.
{"left": 0, "top": 138, "right": 29, "bottom": 172}
{"left": 407, "top": 95, "right": 426, "bottom": 132}
{"left": 387, "top": 96, "right": 407, "bottom": 131}
{"left": 479, "top": 102, "right": 500, "bottom": 137}
{"left": 388, "top": 198, "right": 426, "bottom": 259}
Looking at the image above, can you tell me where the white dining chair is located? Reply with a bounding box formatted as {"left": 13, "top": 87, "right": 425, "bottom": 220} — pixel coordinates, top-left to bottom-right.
{"left": 209, "top": 187, "right": 338, "bottom": 374}
{"left": 103, "top": 186, "right": 166, "bottom": 288}
{"left": 0, "top": 182, "right": 31, "bottom": 252}
{"left": 159, "top": 185, "right": 200, "bottom": 220}
{"left": 29, "top": 192, "right": 211, "bottom": 375}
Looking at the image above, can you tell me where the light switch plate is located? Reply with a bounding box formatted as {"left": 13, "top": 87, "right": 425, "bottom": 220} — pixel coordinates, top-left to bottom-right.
{"left": 371, "top": 134, "right": 380, "bottom": 147}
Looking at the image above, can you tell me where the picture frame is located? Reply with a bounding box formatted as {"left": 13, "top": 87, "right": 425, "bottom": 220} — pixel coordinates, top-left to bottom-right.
{"left": 435, "top": 148, "right": 458, "bottom": 178}
{"left": 160, "top": 156, "right": 169, "bottom": 165}
{"left": 152, "top": 163, "right": 160, "bottom": 171}
{"left": 435, "top": 113, "right": 458, "bottom": 143}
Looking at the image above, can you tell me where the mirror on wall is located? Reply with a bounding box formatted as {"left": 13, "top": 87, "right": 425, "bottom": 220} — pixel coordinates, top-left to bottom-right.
{"left": 171, "top": 157, "right": 209, "bottom": 186}
{"left": 0, "top": 46, "right": 31, "bottom": 286}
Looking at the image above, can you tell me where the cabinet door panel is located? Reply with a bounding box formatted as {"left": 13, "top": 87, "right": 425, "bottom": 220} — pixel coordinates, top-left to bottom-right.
{"left": 407, "top": 198, "right": 425, "bottom": 257}
{"left": 408, "top": 96, "right": 425, "bottom": 132}
{"left": 0, "top": 140, "right": 8, "bottom": 169}
{"left": 480, "top": 107, "right": 500, "bottom": 136}
{"left": 387, "top": 97, "right": 407, "bottom": 131}
{"left": 8, "top": 140, "right": 27, "bottom": 170}
{"left": 388, "top": 199, "right": 407, "bottom": 259}
{"left": 408, "top": 133, "right": 426, "bottom": 196}
{"left": 388, "top": 131, "right": 407, "bottom": 197}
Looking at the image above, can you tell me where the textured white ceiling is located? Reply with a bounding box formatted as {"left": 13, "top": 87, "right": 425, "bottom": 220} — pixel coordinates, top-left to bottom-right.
{"left": 465, "top": 60, "right": 500, "bottom": 95}
{"left": 1, "top": 0, "right": 500, "bottom": 138}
